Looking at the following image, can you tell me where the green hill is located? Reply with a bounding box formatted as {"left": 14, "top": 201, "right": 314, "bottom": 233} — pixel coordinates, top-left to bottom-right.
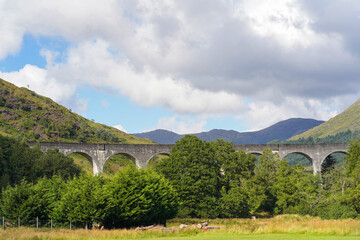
{"left": 0, "top": 78, "right": 153, "bottom": 144}
{"left": 290, "top": 98, "right": 360, "bottom": 140}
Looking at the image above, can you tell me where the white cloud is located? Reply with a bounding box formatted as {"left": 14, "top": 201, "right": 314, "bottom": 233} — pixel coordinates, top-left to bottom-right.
{"left": 114, "top": 124, "right": 127, "bottom": 133}
{"left": 152, "top": 115, "right": 207, "bottom": 134}
{"left": 39, "top": 39, "right": 247, "bottom": 115}
{"left": 0, "top": 0, "right": 360, "bottom": 131}
{"left": 0, "top": 64, "right": 75, "bottom": 102}
{"left": 246, "top": 97, "right": 339, "bottom": 131}
{"left": 0, "top": 64, "right": 88, "bottom": 112}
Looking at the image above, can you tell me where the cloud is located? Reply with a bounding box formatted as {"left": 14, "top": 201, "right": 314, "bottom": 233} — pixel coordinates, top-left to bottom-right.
{"left": 152, "top": 115, "right": 207, "bottom": 134}
{"left": 0, "top": 0, "right": 360, "bottom": 130}
{"left": 246, "top": 97, "right": 339, "bottom": 130}
{"left": 0, "top": 64, "right": 88, "bottom": 113}
{"left": 114, "top": 124, "right": 127, "bottom": 133}
{"left": 37, "top": 39, "right": 248, "bottom": 115}
{"left": 0, "top": 64, "right": 75, "bottom": 102}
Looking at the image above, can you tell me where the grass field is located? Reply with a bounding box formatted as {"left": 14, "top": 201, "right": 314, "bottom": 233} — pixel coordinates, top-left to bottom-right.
{"left": 1, "top": 215, "right": 360, "bottom": 240}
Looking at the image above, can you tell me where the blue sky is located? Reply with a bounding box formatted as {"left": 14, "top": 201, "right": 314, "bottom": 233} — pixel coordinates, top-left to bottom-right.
{"left": 1, "top": 1, "right": 359, "bottom": 134}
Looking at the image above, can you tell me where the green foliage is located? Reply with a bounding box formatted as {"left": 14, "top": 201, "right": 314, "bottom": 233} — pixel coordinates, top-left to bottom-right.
{"left": 157, "top": 135, "right": 222, "bottom": 218}
{"left": 0, "top": 177, "right": 65, "bottom": 223}
{"left": 52, "top": 174, "right": 106, "bottom": 225}
{"left": 255, "top": 148, "right": 281, "bottom": 186}
{"left": 272, "top": 162, "right": 304, "bottom": 214}
{"left": 1, "top": 169, "right": 178, "bottom": 229}
{"left": 346, "top": 139, "right": 360, "bottom": 177}
{"left": 291, "top": 98, "right": 360, "bottom": 140}
{"left": 211, "top": 139, "right": 256, "bottom": 190}
{"left": 287, "top": 130, "right": 360, "bottom": 144}
{"left": 220, "top": 185, "right": 249, "bottom": 218}
{"left": 147, "top": 154, "right": 170, "bottom": 170}
{"left": 103, "top": 154, "right": 136, "bottom": 176}
{"left": 4, "top": 132, "right": 360, "bottom": 224}
{"left": 157, "top": 137, "right": 257, "bottom": 218}
{"left": 0, "top": 77, "right": 153, "bottom": 144}
{"left": 31, "top": 149, "right": 82, "bottom": 180}
{"left": 0, "top": 135, "right": 81, "bottom": 190}
{"left": 95, "top": 128, "right": 119, "bottom": 142}
{"left": 103, "top": 167, "right": 178, "bottom": 228}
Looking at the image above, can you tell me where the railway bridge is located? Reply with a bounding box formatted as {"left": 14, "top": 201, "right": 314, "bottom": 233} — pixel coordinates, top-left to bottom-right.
{"left": 28, "top": 142, "right": 349, "bottom": 175}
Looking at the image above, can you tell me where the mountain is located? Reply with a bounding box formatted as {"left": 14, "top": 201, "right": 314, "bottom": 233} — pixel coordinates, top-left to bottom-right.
{"left": 133, "top": 118, "right": 324, "bottom": 144}
{"left": 0, "top": 78, "right": 153, "bottom": 144}
{"left": 291, "top": 98, "right": 360, "bottom": 140}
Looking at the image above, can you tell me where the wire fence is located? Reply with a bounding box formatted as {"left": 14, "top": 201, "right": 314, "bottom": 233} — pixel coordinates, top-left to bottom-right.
{"left": 1, "top": 217, "right": 95, "bottom": 230}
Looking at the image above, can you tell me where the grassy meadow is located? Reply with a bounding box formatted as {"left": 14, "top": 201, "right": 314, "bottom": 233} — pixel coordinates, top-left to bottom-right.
{"left": 1, "top": 215, "right": 360, "bottom": 240}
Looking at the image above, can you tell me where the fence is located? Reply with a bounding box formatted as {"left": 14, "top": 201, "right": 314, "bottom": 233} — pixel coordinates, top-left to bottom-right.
{"left": 1, "top": 217, "right": 94, "bottom": 230}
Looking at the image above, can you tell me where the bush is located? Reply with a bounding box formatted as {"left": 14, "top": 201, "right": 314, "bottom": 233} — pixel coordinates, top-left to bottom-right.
{"left": 314, "top": 202, "right": 358, "bottom": 219}
{"left": 103, "top": 167, "right": 178, "bottom": 228}
{"left": 220, "top": 186, "right": 250, "bottom": 218}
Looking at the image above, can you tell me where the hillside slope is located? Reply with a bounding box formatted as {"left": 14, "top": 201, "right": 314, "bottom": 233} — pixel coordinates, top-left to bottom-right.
{"left": 0, "top": 78, "right": 153, "bottom": 144}
{"left": 134, "top": 118, "right": 324, "bottom": 144}
{"left": 291, "top": 98, "right": 360, "bottom": 140}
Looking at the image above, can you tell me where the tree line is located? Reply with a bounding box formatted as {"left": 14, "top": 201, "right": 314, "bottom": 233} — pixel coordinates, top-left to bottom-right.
{"left": 0, "top": 135, "right": 81, "bottom": 190}
{"left": 0, "top": 169, "right": 178, "bottom": 228}
{"left": 2, "top": 134, "right": 360, "bottom": 228}
{"left": 155, "top": 135, "right": 360, "bottom": 219}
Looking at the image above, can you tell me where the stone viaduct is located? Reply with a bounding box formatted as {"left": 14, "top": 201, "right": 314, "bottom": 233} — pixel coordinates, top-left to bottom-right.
{"left": 28, "top": 142, "right": 349, "bottom": 175}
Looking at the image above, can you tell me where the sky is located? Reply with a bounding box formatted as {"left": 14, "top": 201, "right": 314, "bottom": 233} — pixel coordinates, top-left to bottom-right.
{"left": 0, "top": 0, "right": 360, "bottom": 134}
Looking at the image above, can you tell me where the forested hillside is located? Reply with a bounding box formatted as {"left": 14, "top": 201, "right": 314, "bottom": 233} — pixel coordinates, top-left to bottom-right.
{"left": 0, "top": 78, "right": 153, "bottom": 144}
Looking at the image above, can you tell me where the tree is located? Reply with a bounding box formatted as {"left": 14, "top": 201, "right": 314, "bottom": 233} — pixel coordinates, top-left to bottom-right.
{"left": 103, "top": 167, "right": 178, "bottom": 228}
{"left": 247, "top": 148, "right": 281, "bottom": 213}
{"left": 220, "top": 184, "right": 249, "bottom": 218}
{"left": 157, "top": 135, "right": 221, "bottom": 218}
{"left": 31, "top": 149, "right": 82, "bottom": 180}
{"left": 272, "top": 161, "right": 304, "bottom": 214}
{"left": 322, "top": 155, "right": 337, "bottom": 175}
{"left": 345, "top": 139, "right": 360, "bottom": 177}
{"left": 211, "top": 139, "right": 255, "bottom": 191}
{"left": 255, "top": 148, "right": 281, "bottom": 185}
{"left": 52, "top": 174, "right": 106, "bottom": 227}
{"left": 0, "top": 177, "right": 63, "bottom": 223}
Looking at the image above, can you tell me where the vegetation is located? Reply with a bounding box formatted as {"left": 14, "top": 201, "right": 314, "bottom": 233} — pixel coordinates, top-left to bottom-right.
{"left": 3, "top": 133, "right": 360, "bottom": 232}
{"left": 0, "top": 168, "right": 178, "bottom": 229}
{"left": 0, "top": 78, "right": 153, "bottom": 144}
{"left": 290, "top": 98, "right": 360, "bottom": 140}
{"left": 2, "top": 216, "right": 360, "bottom": 239}
{"left": 103, "top": 154, "right": 136, "bottom": 177}
{"left": 0, "top": 135, "right": 81, "bottom": 190}
{"left": 156, "top": 135, "right": 360, "bottom": 220}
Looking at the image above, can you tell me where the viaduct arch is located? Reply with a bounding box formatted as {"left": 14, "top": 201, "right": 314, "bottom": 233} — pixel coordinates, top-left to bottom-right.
{"left": 28, "top": 142, "right": 349, "bottom": 175}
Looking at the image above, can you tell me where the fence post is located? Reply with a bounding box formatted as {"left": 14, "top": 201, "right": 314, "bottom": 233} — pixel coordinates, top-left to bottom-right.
{"left": 2, "top": 216, "right": 4, "bottom": 229}
{"left": 51, "top": 219, "right": 53, "bottom": 230}
{"left": 18, "top": 217, "right": 20, "bottom": 227}
{"left": 36, "top": 216, "right": 39, "bottom": 229}
{"left": 70, "top": 221, "right": 72, "bottom": 230}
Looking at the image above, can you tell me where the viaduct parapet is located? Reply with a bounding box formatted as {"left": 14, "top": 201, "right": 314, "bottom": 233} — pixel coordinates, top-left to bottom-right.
{"left": 28, "top": 142, "right": 349, "bottom": 175}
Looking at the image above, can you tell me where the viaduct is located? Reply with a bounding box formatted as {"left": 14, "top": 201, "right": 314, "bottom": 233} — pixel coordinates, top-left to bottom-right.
{"left": 28, "top": 142, "right": 349, "bottom": 175}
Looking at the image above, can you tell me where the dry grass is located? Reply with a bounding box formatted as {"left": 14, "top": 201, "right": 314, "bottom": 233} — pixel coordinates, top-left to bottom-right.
{"left": 1, "top": 215, "right": 360, "bottom": 240}
{"left": 169, "top": 215, "right": 360, "bottom": 236}
{"left": 0, "top": 227, "right": 200, "bottom": 240}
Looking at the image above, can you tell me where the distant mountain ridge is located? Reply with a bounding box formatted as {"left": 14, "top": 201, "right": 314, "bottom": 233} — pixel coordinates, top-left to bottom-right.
{"left": 133, "top": 118, "right": 325, "bottom": 144}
